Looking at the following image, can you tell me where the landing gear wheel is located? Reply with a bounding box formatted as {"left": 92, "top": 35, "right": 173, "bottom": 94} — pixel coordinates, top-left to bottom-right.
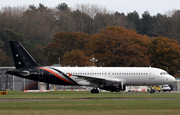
{"left": 150, "top": 90, "right": 155, "bottom": 94}
{"left": 91, "top": 88, "right": 99, "bottom": 93}
{"left": 116, "top": 89, "right": 120, "bottom": 92}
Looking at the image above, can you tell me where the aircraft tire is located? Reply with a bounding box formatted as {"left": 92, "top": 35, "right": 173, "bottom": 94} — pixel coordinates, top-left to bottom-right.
{"left": 116, "top": 89, "right": 120, "bottom": 92}
{"left": 150, "top": 90, "right": 154, "bottom": 94}
{"left": 96, "top": 89, "right": 99, "bottom": 93}
{"left": 91, "top": 88, "right": 99, "bottom": 93}
{"left": 91, "top": 89, "right": 95, "bottom": 93}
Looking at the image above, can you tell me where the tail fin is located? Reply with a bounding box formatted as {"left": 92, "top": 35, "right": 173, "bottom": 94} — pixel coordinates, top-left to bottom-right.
{"left": 9, "top": 41, "right": 39, "bottom": 68}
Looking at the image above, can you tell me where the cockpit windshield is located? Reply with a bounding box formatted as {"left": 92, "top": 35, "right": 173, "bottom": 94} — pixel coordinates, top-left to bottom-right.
{"left": 160, "top": 72, "right": 168, "bottom": 75}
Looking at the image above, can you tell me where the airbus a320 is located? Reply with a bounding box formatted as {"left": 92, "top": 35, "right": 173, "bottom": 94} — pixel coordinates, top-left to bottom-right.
{"left": 6, "top": 41, "right": 175, "bottom": 93}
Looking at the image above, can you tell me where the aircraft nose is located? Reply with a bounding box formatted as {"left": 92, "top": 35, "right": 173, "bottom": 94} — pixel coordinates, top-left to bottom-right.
{"left": 169, "top": 75, "right": 175, "bottom": 83}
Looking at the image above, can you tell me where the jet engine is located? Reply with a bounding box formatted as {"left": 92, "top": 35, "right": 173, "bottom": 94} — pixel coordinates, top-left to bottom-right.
{"left": 100, "top": 82, "right": 126, "bottom": 92}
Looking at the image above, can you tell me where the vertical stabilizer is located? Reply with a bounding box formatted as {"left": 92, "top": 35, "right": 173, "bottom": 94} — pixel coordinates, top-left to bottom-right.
{"left": 9, "top": 41, "right": 39, "bottom": 68}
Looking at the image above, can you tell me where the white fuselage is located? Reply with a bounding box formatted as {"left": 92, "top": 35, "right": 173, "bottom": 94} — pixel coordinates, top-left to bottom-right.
{"left": 51, "top": 67, "right": 175, "bottom": 87}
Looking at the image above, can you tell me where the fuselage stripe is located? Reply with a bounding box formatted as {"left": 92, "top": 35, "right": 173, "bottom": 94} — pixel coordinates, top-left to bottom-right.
{"left": 38, "top": 67, "right": 76, "bottom": 84}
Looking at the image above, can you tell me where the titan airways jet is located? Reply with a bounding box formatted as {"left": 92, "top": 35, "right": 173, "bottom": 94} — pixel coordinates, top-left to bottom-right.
{"left": 6, "top": 41, "right": 175, "bottom": 93}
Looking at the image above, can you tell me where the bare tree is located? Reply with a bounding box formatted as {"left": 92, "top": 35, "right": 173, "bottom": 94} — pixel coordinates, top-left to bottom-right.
{"left": 73, "top": 4, "right": 113, "bottom": 18}
{"left": 149, "top": 10, "right": 180, "bottom": 42}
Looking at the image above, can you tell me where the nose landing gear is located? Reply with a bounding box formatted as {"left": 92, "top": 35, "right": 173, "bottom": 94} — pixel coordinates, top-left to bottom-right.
{"left": 150, "top": 90, "right": 155, "bottom": 94}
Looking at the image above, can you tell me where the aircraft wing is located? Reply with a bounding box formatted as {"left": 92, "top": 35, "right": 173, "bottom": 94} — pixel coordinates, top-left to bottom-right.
{"left": 72, "top": 74, "right": 122, "bottom": 84}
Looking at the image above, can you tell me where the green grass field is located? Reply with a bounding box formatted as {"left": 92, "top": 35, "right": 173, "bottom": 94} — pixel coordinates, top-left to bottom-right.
{"left": 1, "top": 91, "right": 180, "bottom": 115}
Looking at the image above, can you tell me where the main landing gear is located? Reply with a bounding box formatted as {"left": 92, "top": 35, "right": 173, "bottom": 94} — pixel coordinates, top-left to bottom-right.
{"left": 91, "top": 88, "right": 99, "bottom": 93}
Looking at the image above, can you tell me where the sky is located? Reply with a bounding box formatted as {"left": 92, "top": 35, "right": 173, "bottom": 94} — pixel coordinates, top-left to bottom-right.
{"left": 0, "top": 0, "right": 180, "bottom": 16}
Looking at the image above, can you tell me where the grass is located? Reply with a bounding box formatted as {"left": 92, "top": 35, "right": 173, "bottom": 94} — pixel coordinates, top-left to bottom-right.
{"left": 1, "top": 91, "right": 180, "bottom": 99}
{"left": 1, "top": 91, "right": 180, "bottom": 115}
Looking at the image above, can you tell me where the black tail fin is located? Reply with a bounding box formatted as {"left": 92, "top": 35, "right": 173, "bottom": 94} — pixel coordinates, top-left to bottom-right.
{"left": 9, "top": 41, "right": 39, "bottom": 68}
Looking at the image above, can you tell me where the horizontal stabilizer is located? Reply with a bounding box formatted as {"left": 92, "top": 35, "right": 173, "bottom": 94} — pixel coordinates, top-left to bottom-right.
{"left": 6, "top": 70, "right": 30, "bottom": 76}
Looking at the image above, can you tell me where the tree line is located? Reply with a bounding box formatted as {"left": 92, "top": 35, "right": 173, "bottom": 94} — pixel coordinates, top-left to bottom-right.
{"left": 45, "top": 26, "right": 180, "bottom": 75}
{"left": 0, "top": 3, "right": 180, "bottom": 75}
{"left": 1, "top": 3, "right": 180, "bottom": 43}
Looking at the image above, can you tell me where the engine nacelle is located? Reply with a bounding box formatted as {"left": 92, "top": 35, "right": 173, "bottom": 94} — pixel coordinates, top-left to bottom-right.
{"left": 100, "top": 82, "right": 126, "bottom": 92}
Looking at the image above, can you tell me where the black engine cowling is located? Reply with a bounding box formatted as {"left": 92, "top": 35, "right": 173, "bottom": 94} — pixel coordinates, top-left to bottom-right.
{"left": 100, "top": 82, "right": 126, "bottom": 92}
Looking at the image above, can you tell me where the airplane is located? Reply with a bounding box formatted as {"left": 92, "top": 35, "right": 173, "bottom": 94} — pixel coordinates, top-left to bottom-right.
{"left": 6, "top": 41, "right": 175, "bottom": 93}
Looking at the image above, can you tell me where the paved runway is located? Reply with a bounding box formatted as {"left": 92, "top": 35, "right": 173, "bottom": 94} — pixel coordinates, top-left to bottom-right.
{"left": 1, "top": 91, "right": 180, "bottom": 101}
{"left": 1, "top": 97, "right": 180, "bottom": 101}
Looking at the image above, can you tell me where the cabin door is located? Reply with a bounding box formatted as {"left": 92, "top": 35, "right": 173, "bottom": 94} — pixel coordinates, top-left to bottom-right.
{"left": 38, "top": 69, "right": 44, "bottom": 79}
{"left": 149, "top": 69, "right": 154, "bottom": 79}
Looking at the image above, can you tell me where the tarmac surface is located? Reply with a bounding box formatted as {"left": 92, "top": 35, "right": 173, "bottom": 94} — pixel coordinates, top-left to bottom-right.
{"left": 1, "top": 97, "right": 180, "bottom": 101}
{"left": 1, "top": 91, "right": 180, "bottom": 101}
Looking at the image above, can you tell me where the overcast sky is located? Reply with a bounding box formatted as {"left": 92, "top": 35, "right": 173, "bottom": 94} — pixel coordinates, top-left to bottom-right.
{"left": 0, "top": 0, "right": 179, "bottom": 16}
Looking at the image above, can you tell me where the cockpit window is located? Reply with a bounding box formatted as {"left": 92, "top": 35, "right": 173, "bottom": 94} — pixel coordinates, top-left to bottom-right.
{"left": 160, "top": 72, "right": 168, "bottom": 75}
